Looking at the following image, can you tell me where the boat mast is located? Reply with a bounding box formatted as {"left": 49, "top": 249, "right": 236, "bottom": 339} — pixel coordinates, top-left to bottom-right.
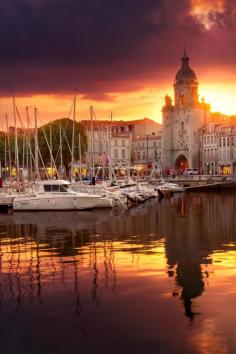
{"left": 50, "top": 121, "right": 53, "bottom": 178}
{"left": 26, "top": 106, "right": 33, "bottom": 180}
{"left": 78, "top": 133, "right": 82, "bottom": 181}
{"left": 59, "top": 123, "right": 63, "bottom": 178}
{"left": 34, "top": 108, "right": 39, "bottom": 179}
{"left": 4, "top": 131, "right": 7, "bottom": 180}
{"left": 109, "top": 112, "right": 113, "bottom": 181}
{"left": 5, "top": 114, "right": 12, "bottom": 183}
{"left": 71, "top": 94, "right": 76, "bottom": 180}
{"left": 13, "top": 95, "right": 20, "bottom": 180}
{"left": 90, "top": 106, "right": 95, "bottom": 181}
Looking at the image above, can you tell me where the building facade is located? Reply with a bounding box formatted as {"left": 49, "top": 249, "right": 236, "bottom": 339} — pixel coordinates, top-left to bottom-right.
{"left": 81, "top": 118, "right": 161, "bottom": 167}
{"left": 200, "top": 123, "right": 236, "bottom": 175}
{"left": 132, "top": 131, "right": 162, "bottom": 165}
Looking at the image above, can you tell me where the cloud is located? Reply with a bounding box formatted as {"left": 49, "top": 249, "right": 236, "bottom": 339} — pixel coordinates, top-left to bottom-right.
{"left": 0, "top": 0, "right": 235, "bottom": 99}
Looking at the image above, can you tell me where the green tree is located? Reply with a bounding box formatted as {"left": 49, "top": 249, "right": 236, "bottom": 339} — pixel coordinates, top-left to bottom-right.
{"left": 37, "top": 118, "right": 87, "bottom": 175}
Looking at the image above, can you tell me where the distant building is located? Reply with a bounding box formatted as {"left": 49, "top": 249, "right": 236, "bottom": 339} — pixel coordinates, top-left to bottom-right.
{"left": 81, "top": 118, "right": 161, "bottom": 167}
{"left": 200, "top": 123, "right": 236, "bottom": 175}
{"left": 133, "top": 131, "right": 162, "bottom": 166}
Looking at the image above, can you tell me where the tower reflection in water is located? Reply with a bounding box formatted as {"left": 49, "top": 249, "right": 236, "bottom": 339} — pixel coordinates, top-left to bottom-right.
{"left": 0, "top": 193, "right": 236, "bottom": 325}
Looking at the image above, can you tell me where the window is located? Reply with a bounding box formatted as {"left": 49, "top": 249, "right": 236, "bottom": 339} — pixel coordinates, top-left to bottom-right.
{"left": 114, "top": 140, "right": 118, "bottom": 146}
{"left": 122, "top": 140, "right": 125, "bottom": 147}
{"left": 211, "top": 136, "right": 213, "bottom": 144}
{"left": 44, "top": 184, "right": 69, "bottom": 192}
{"left": 121, "top": 149, "right": 126, "bottom": 159}
{"left": 179, "top": 95, "right": 185, "bottom": 107}
{"left": 44, "top": 185, "right": 59, "bottom": 192}
{"left": 60, "top": 185, "right": 70, "bottom": 192}
{"left": 114, "top": 149, "right": 118, "bottom": 158}
{"left": 137, "top": 152, "right": 140, "bottom": 159}
{"left": 99, "top": 141, "right": 102, "bottom": 152}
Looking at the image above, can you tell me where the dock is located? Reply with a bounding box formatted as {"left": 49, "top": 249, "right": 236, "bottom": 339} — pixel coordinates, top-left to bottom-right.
{"left": 185, "top": 180, "right": 236, "bottom": 192}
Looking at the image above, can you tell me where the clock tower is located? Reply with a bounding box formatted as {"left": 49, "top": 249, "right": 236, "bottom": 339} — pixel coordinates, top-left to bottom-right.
{"left": 174, "top": 50, "right": 199, "bottom": 109}
{"left": 161, "top": 51, "right": 211, "bottom": 172}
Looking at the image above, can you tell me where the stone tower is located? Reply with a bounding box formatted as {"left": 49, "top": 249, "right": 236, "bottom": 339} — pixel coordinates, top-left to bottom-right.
{"left": 161, "top": 51, "right": 211, "bottom": 172}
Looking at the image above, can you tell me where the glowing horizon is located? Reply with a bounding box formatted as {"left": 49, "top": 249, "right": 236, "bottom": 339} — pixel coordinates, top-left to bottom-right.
{"left": 0, "top": 78, "right": 235, "bottom": 130}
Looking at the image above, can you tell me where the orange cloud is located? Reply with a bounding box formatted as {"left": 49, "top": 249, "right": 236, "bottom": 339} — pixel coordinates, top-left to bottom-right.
{"left": 190, "top": 0, "right": 226, "bottom": 29}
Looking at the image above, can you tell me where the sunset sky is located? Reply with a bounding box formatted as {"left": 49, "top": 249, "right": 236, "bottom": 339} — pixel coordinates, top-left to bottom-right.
{"left": 0, "top": 0, "right": 236, "bottom": 127}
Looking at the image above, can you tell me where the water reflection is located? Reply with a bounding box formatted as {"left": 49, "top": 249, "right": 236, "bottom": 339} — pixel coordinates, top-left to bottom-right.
{"left": 0, "top": 194, "right": 236, "bottom": 353}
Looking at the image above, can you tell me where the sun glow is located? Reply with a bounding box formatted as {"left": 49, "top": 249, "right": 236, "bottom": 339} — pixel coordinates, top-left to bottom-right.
{"left": 200, "top": 83, "right": 236, "bottom": 115}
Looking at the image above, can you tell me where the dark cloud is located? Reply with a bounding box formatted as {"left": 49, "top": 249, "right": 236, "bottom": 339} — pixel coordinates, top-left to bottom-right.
{"left": 0, "top": 0, "right": 235, "bottom": 98}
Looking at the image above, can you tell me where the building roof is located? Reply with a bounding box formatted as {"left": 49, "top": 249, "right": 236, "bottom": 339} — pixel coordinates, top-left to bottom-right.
{"left": 81, "top": 117, "right": 162, "bottom": 128}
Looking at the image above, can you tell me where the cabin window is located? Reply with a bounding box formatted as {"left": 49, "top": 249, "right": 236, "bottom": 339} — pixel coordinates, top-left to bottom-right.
{"left": 44, "top": 184, "right": 69, "bottom": 192}
{"left": 44, "top": 185, "right": 59, "bottom": 192}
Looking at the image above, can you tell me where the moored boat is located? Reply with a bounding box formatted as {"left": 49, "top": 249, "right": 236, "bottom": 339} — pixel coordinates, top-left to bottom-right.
{"left": 13, "top": 180, "right": 114, "bottom": 211}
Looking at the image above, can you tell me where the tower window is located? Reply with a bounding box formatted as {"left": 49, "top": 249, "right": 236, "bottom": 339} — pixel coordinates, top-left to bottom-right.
{"left": 179, "top": 95, "right": 185, "bottom": 107}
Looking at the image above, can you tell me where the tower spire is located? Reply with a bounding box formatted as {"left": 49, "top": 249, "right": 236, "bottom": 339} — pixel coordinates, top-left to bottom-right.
{"left": 182, "top": 45, "right": 189, "bottom": 67}
{"left": 184, "top": 44, "right": 187, "bottom": 58}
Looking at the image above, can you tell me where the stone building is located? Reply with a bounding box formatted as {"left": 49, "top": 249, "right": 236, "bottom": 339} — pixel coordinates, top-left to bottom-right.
{"left": 81, "top": 118, "right": 161, "bottom": 167}
{"left": 111, "top": 133, "right": 132, "bottom": 167}
{"left": 200, "top": 123, "right": 236, "bottom": 175}
{"left": 162, "top": 51, "right": 211, "bottom": 172}
{"left": 132, "top": 131, "right": 162, "bottom": 166}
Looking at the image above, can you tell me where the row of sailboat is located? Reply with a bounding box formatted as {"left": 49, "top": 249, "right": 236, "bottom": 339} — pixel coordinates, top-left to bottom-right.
{"left": 0, "top": 94, "right": 186, "bottom": 211}
{"left": 0, "top": 96, "right": 183, "bottom": 212}
{"left": 0, "top": 178, "right": 162, "bottom": 211}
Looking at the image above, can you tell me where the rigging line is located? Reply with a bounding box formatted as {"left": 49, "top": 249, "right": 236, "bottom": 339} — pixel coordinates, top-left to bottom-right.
{"left": 15, "top": 106, "right": 49, "bottom": 180}
{"left": 36, "top": 110, "right": 59, "bottom": 179}
{"left": 15, "top": 106, "right": 36, "bottom": 167}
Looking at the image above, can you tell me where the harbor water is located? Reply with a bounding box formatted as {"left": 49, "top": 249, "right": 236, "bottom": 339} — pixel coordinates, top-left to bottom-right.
{"left": 0, "top": 192, "right": 236, "bottom": 353}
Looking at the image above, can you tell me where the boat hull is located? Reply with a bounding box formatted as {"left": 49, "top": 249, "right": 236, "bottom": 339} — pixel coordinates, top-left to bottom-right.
{"left": 13, "top": 194, "right": 113, "bottom": 211}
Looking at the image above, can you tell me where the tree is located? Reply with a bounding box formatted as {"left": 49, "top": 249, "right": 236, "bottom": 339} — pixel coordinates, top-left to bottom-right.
{"left": 37, "top": 118, "right": 87, "bottom": 175}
